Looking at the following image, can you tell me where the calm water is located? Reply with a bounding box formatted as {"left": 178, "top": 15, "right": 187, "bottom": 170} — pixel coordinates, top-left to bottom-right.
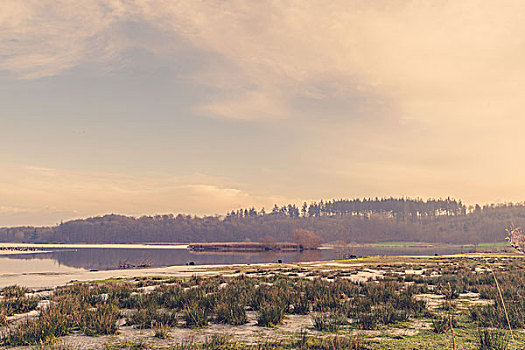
{"left": 0, "top": 243, "right": 498, "bottom": 277}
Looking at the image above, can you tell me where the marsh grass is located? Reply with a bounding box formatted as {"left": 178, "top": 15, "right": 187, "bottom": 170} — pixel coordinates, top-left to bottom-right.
{"left": 183, "top": 301, "right": 208, "bottom": 328}
{"left": 300, "top": 335, "right": 369, "bottom": 350}
{"left": 257, "top": 302, "right": 285, "bottom": 327}
{"left": 2, "top": 302, "right": 79, "bottom": 346}
{"left": 82, "top": 301, "right": 120, "bottom": 336}
{"left": 1, "top": 285, "right": 29, "bottom": 298}
{"left": 312, "top": 309, "right": 346, "bottom": 332}
{"left": 129, "top": 303, "right": 178, "bottom": 329}
{"left": 2, "top": 255, "right": 525, "bottom": 348}
{"left": 0, "top": 295, "right": 39, "bottom": 316}
{"left": 153, "top": 323, "right": 170, "bottom": 339}
{"left": 355, "top": 312, "right": 378, "bottom": 330}
{"left": 215, "top": 300, "right": 247, "bottom": 325}
{"left": 165, "top": 334, "right": 368, "bottom": 350}
{"left": 2, "top": 285, "right": 121, "bottom": 345}
{"left": 290, "top": 293, "right": 310, "bottom": 315}
{"left": 469, "top": 271, "right": 525, "bottom": 329}
{"left": 476, "top": 328, "right": 509, "bottom": 350}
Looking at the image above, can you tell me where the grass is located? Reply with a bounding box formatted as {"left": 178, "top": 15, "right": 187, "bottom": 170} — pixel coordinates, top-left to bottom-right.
{"left": 312, "top": 309, "right": 346, "bottom": 332}
{"left": 107, "top": 334, "right": 370, "bottom": 350}
{"left": 1, "top": 253, "right": 525, "bottom": 349}
{"left": 365, "top": 241, "right": 511, "bottom": 248}
{"left": 215, "top": 300, "right": 247, "bottom": 325}
{"left": 475, "top": 328, "right": 509, "bottom": 350}
{"left": 153, "top": 323, "right": 170, "bottom": 339}
{"left": 0, "top": 295, "right": 39, "bottom": 316}
{"left": 182, "top": 301, "right": 209, "bottom": 328}
{"left": 367, "top": 242, "right": 434, "bottom": 246}
{"left": 82, "top": 301, "right": 120, "bottom": 336}
{"left": 257, "top": 302, "right": 286, "bottom": 327}
{"left": 432, "top": 316, "right": 454, "bottom": 334}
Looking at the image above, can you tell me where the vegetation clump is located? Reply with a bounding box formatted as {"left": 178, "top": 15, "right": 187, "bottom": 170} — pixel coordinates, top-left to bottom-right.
{"left": 183, "top": 301, "right": 209, "bottom": 328}
{"left": 476, "top": 328, "right": 509, "bottom": 350}
{"left": 215, "top": 300, "right": 247, "bottom": 325}
{"left": 257, "top": 302, "right": 286, "bottom": 327}
{"left": 312, "top": 309, "right": 346, "bottom": 332}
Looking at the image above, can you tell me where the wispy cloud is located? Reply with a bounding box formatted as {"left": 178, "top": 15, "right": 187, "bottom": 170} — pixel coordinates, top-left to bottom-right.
{"left": 4, "top": 1, "right": 525, "bottom": 122}
{"left": 195, "top": 90, "right": 289, "bottom": 120}
{"left": 0, "top": 206, "right": 29, "bottom": 215}
{"left": 0, "top": 0, "right": 131, "bottom": 79}
{"left": 0, "top": 165, "right": 293, "bottom": 226}
{"left": 3, "top": 1, "right": 525, "bottom": 223}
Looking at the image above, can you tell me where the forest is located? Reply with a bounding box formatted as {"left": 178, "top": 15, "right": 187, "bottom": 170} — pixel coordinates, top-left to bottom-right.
{"left": 0, "top": 197, "right": 523, "bottom": 244}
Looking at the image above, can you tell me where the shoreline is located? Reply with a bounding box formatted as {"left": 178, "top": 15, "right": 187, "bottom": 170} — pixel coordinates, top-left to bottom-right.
{"left": 0, "top": 251, "right": 520, "bottom": 290}
{"left": 0, "top": 243, "right": 189, "bottom": 250}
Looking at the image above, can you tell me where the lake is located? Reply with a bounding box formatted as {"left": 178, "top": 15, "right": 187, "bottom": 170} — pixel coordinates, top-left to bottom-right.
{"left": 0, "top": 242, "right": 502, "bottom": 277}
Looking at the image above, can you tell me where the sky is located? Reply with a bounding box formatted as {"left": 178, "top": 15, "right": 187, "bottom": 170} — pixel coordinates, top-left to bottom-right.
{"left": 2, "top": 0, "right": 525, "bottom": 226}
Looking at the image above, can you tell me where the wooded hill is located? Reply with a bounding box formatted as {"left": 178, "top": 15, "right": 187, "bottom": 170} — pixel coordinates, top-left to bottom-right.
{"left": 0, "top": 198, "right": 522, "bottom": 244}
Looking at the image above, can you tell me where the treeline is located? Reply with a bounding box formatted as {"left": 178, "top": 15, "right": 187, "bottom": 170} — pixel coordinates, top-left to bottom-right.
{"left": 0, "top": 197, "right": 522, "bottom": 244}
{"left": 228, "top": 197, "right": 466, "bottom": 222}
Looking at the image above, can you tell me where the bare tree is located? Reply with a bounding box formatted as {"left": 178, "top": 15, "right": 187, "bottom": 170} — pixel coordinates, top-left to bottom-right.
{"left": 292, "top": 229, "right": 323, "bottom": 250}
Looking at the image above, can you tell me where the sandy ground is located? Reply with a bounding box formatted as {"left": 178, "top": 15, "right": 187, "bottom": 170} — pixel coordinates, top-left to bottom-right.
{"left": 0, "top": 264, "right": 228, "bottom": 290}
{"left": 0, "top": 251, "right": 52, "bottom": 256}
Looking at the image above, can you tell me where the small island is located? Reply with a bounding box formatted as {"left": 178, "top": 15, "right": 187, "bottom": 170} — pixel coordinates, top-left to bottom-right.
{"left": 188, "top": 241, "right": 301, "bottom": 252}
{"left": 188, "top": 229, "right": 323, "bottom": 252}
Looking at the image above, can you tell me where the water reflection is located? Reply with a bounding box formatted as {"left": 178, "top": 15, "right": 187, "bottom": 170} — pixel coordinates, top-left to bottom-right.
{"left": 0, "top": 244, "right": 498, "bottom": 275}
{"left": 6, "top": 248, "right": 328, "bottom": 271}
{"left": 0, "top": 256, "right": 85, "bottom": 275}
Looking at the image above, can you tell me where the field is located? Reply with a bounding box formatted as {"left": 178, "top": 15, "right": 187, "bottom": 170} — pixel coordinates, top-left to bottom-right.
{"left": 360, "top": 241, "right": 512, "bottom": 249}
{"left": 0, "top": 253, "right": 524, "bottom": 349}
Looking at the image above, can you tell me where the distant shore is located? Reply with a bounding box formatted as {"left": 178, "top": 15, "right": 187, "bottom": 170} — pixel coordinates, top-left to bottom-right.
{"left": 188, "top": 242, "right": 303, "bottom": 252}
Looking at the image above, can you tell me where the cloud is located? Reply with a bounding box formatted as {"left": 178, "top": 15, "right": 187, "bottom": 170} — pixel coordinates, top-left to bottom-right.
{"left": 4, "top": 1, "right": 525, "bottom": 122}
{"left": 0, "top": 206, "right": 29, "bottom": 215}
{"left": 124, "top": 1, "right": 525, "bottom": 124}
{"left": 0, "top": 0, "right": 131, "bottom": 79}
{"left": 3, "top": 1, "right": 525, "bottom": 210}
{"left": 0, "top": 165, "right": 292, "bottom": 226}
{"left": 196, "top": 90, "right": 289, "bottom": 120}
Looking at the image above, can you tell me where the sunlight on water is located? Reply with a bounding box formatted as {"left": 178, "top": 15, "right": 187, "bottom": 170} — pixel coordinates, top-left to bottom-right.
{"left": 0, "top": 243, "right": 189, "bottom": 249}
{"left": 0, "top": 257, "right": 86, "bottom": 275}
